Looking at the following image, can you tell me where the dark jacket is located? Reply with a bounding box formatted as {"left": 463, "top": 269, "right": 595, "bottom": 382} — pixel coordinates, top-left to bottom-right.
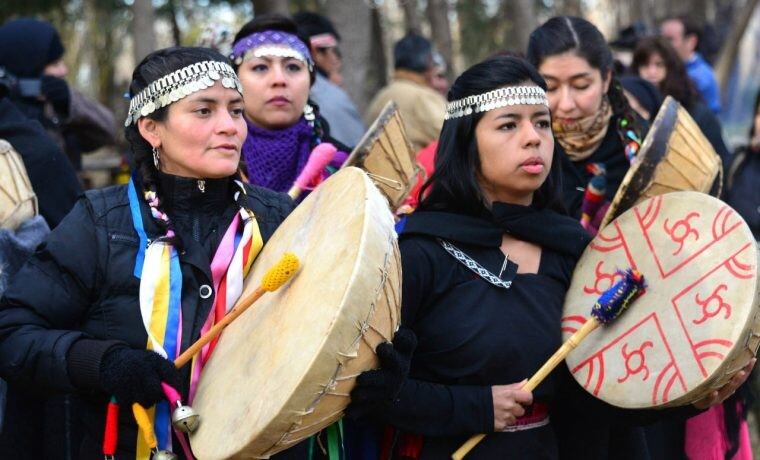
{"left": 688, "top": 101, "right": 730, "bottom": 170}
{"left": 559, "top": 115, "right": 640, "bottom": 219}
{"left": 0, "top": 97, "right": 81, "bottom": 228}
{"left": 725, "top": 146, "right": 760, "bottom": 240}
{"left": 0, "top": 174, "right": 297, "bottom": 458}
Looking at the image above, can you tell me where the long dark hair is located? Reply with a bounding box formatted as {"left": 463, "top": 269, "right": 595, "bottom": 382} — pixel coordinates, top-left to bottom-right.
{"left": 632, "top": 36, "right": 700, "bottom": 111}
{"left": 527, "top": 16, "right": 643, "bottom": 150}
{"left": 417, "top": 56, "right": 565, "bottom": 216}
{"left": 125, "top": 46, "right": 233, "bottom": 244}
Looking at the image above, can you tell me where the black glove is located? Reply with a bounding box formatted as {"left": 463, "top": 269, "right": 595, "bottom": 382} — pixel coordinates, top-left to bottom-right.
{"left": 345, "top": 327, "right": 417, "bottom": 420}
{"left": 99, "top": 347, "right": 182, "bottom": 407}
{"left": 40, "top": 75, "right": 71, "bottom": 117}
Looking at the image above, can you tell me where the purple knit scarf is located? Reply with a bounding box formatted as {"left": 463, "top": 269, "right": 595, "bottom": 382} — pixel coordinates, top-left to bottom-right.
{"left": 242, "top": 117, "right": 314, "bottom": 192}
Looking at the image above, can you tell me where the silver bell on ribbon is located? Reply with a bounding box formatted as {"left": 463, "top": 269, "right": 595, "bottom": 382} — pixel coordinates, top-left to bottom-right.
{"left": 152, "top": 449, "right": 178, "bottom": 460}
{"left": 171, "top": 401, "right": 200, "bottom": 433}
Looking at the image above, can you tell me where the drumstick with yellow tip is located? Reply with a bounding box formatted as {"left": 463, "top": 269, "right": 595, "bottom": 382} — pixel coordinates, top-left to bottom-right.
{"left": 452, "top": 269, "right": 646, "bottom": 460}
{"left": 288, "top": 143, "right": 338, "bottom": 200}
{"left": 174, "top": 252, "right": 301, "bottom": 369}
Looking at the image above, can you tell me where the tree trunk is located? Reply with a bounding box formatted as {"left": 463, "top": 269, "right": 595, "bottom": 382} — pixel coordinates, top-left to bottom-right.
{"left": 502, "top": 0, "right": 536, "bottom": 55}
{"left": 559, "top": 0, "right": 583, "bottom": 16}
{"left": 325, "top": 0, "right": 372, "bottom": 115}
{"left": 168, "top": 0, "right": 182, "bottom": 46}
{"left": 401, "top": 0, "right": 422, "bottom": 33}
{"left": 251, "top": 0, "right": 290, "bottom": 16}
{"left": 368, "top": 5, "right": 388, "bottom": 103}
{"left": 426, "top": 0, "right": 455, "bottom": 81}
{"left": 132, "top": 0, "right": 156, "bottom": 63}
{"left": 715, "top": 0, "right": 760, "bottom": 95}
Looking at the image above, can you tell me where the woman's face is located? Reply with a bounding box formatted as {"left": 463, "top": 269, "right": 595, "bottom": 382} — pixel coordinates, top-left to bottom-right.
{"left": 139, "top": 82, "right": 247, "bottom": 179}
{"left": 538, "top": 52, "right": 610, "bottom": 124}
{"left": 475, "top": 89, "right": 554, "bottom": 206}
{"left": 237, "top": 55, "right": 311, "bottom": 129}
{"left": 638, "top": 53, "right": 667, "bottom": 87}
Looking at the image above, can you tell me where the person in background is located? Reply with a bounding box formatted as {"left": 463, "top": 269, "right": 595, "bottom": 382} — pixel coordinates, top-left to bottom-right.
{"left": 0, "top": 71, "right": 81, "bottom": 228}
{"left": 293, "top": 11, "right": 366, "bottom": 147}
{"left": 0, "top": 18, "right": 116, "bottom": 173}
{"left": 527, "top": 16, "right": 646, "bottom": 234}
{"left": 632, "top": 36, "right": 730, "bottom": 166}
{"left": 619, "top": 75, "right": 664, "bottom": 122}
{"left": 230, "top": 15, "right": 349, "bottom": 196}
{"left": 366, "top": 33, "right": 447, "bottom": 151}
{"left": 428, "top": 51, "right": 449, "bottom": 96}
{"left": 660, "top": 15, "right": 721, "bottom": 114}
{"left": 725, "top": 90, "right": 760, "bottom": 240}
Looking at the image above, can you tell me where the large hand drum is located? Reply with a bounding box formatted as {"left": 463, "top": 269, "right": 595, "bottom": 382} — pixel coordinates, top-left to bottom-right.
{"left": 189, "top": 167, "right": 401, "bottom": 458}
{"left": 563, "top": 192, "right": 759, "bottom": 408}
{"left": 343, "top": 101, "right": 420, "bottom": 209}
{"left": 600, "top": 97, "right": 721, "bottom": 228}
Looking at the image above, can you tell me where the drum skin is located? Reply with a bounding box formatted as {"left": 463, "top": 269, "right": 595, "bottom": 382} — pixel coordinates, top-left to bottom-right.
{"left": 189, "top": 167, "right": 401, "bottom": 458}
{"left": 601, "top": 97, "right": 721, "bottom": 228}
{"left": 0, "top": 139, "right": 37, "bottom": 230}
{"left": 343, "top": 101, "right": 420, "bottom": 209}
{"left": 563, "top": 192, "right": 759, "bottom": 409}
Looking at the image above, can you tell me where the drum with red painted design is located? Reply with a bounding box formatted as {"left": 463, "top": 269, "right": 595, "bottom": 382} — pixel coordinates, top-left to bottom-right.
{"left": 562, "top": 191, "right": 760, "bottom": 408}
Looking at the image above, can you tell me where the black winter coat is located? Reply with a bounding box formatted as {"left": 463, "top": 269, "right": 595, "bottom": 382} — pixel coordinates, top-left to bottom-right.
{"left": 0, "top": 174, "right": 299, "bottom": 458}
{"left": 0, "top": 97, "right": 81, "bottom": 228}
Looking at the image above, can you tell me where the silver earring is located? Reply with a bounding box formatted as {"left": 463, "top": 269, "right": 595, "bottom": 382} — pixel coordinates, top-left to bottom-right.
{"left": 152, "top": 147, "right": 160, "bottom": 170}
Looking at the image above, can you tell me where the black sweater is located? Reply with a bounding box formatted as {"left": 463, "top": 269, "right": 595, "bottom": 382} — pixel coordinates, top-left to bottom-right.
{"left": 383, "top": 208, "right": 694, "bottom": 459}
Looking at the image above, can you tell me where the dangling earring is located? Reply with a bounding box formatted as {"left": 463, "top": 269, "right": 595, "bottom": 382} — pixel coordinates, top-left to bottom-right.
{"left": 303, "top": 103, "right": 315, "bottom": 122}
{"left": 152, "top": 147, "right": 160, "bottom": 170}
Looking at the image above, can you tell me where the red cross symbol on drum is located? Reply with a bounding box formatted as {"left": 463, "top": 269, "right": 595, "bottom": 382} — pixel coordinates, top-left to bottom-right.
{"left": 562, "top": 191, "right": 760, "bottom": 408}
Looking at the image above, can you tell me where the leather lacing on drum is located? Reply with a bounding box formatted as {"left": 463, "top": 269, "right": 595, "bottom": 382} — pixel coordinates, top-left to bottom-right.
{"left": 266, "top": 233, "right": 400, "bottom": 453}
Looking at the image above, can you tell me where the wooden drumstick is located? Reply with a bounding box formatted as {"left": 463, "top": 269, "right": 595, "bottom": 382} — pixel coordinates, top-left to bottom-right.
{"left": 288, "top": 143, "right": 338, "bottom": 200}
{"left": 452, "top": 269, "right": 646, "bottom": 460}
{"left": 174, "top": 252, "right": 301, "bottom": 369}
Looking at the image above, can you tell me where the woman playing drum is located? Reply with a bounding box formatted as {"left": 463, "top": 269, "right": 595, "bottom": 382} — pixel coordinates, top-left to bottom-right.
{"left": 0, "top": 46, "right": 411, "bottom": 459}
{"left": 230, "top": 15, "right": 349, "bottom": 195}
{"left": 359, "top": 55, "right": 752, "bottom": 460}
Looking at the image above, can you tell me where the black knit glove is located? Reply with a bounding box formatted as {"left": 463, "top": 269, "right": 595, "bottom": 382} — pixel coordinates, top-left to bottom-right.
{"left": 99, "top": 347, "right": 182, "bottom": 407}
{"left": 345, "top": 327, "right": 417, "bottom": 420}
{"left": 40, "top": 75, "right": 70, "bottom": 117}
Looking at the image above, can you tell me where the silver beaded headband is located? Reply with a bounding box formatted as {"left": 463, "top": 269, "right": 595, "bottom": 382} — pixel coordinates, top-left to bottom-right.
{"left": 444, "top": 86, "right": 549, "bottom": 120}
{"left": 125, "top": 60, "right": 243, "bottom": 127}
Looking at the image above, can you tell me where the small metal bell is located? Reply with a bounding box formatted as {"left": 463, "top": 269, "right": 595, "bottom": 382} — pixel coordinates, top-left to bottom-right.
{"left": 171, "top": 401, "right": 200, "bottom": 433}
{"left": 151, "top": 450, "right": 178, "bottom": 460}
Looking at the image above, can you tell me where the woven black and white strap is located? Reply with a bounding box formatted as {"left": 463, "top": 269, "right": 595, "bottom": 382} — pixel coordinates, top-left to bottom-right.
{"left": 438, "top": 239, "right": 513, "bottom": 289}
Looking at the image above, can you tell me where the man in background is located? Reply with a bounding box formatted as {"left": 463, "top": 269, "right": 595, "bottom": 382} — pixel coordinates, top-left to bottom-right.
{"left": 660, "top": 15, "right": 721, "bottom": 114}
{"left": 366, "top": 33, "right": 447, "bottom": 151}
{"left": 294, "top": 11, "right": 366, "bottom": 147}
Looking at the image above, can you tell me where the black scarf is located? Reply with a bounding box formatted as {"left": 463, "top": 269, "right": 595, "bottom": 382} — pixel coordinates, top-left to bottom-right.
{"left": 401, "top": 203, "right": 591, "bottom": 259}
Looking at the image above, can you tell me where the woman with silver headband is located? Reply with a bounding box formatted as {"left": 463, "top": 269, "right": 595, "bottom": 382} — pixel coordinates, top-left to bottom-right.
{"left": 0, "top": 47, "right": 304, "bottom": 459}
{"left": 351, "top": 56, "right": 750, "bottom": 460}
{"left": 230, "top": 15, "right": 349, "bottom": 196}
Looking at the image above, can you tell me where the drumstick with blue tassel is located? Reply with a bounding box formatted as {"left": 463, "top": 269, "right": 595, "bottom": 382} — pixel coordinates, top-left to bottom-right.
{"left": 452, "top": 269, "right": 647, "bottom": 460}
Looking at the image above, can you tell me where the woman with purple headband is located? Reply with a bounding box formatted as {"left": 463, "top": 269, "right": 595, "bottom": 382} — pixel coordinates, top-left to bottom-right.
{"left": 230, "top": 15, "right": 349, "bottom": 196}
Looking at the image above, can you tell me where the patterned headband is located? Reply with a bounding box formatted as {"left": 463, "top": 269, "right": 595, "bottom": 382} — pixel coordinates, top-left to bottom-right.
{"left": 444, "top": 86, "right": 549, "bottom": 120}
{"left": 125, "top": 60, "right": 242, "bottom": 127}
{"left": 230, "top": 30, "right": 314, "bottom": 70}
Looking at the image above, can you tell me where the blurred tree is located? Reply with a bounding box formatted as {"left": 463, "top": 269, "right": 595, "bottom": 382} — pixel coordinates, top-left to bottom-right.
{"left": 325, "top": 0, "right": 372, "bottom": 114}
{"left": 427, "top": 0, "right": 455, "bottom": 81}
{"left": 132, "top": 0, "right": 156, "bottom": 63}
{"left": 502, "top": 0, "right": 536, "bottom": 56}
{"left": 401, "top": 0, "right": 422, "bottom": 32}
{"left": 252, "top": 0, "right": 290, "bottom": 15}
